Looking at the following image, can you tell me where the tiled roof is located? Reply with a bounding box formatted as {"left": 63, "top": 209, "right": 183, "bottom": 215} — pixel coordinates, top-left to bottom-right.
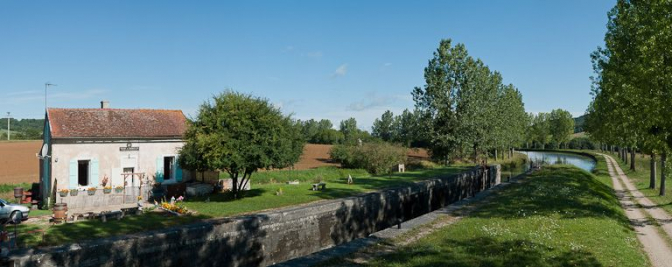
{"left": 47, "top": 108, "right": 187, "bottom": 139}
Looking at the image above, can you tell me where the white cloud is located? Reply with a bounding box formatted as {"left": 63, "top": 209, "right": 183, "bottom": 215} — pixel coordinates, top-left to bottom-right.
{"left": 383, "top": 63, "right": 392, "bottom": 67}
{"left": 332, "top": 64, "right": 348, "bottom": 78}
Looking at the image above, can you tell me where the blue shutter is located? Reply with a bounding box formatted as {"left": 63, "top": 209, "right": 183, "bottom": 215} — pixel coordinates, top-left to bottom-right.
{"left": 175, "top": 157, "right": 183, "bottom": 182}
{"left": 69, "top": 159, "right": 77, "bottom": 189}
{"left": 155, "top": 157, "right": 164, "bottom": 183}
{"left": 90, "top": 159, "right": 99, "bottom": 187}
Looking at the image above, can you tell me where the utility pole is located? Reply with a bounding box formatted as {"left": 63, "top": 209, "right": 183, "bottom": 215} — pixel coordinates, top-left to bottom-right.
{"left": 6, "top": 112, "right": 10, "bottom": 141}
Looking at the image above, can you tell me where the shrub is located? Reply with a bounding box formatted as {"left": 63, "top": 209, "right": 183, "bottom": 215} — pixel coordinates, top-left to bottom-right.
{"left": 330, "top": 142, "right": 407, "bottom": 175}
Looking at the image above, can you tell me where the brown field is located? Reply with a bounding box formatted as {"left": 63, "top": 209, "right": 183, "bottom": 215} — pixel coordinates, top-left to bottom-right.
{"left": 0, "top": 141, "right": 430, "bottom": 183}
{"left": 291, "top": 144, "right": 430, "bottom": 170}
{"left": 0, "top": 141, "right": 41, "bottom": 184}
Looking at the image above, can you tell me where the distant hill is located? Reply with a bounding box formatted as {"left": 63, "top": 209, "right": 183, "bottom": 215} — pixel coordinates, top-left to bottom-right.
{"left": 0, "top": 118, "right": 44, "bottom": 140}
{"left": 574, "top": 115, "right": 586, "bottom": 133}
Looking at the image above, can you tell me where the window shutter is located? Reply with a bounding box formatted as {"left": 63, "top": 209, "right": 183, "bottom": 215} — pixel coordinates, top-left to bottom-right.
{"left": 90, "top": 158, "right": 99, "bottom": 187}
{"left": 155, "top": 157, "right": 164, "bottom": 183}
{"left": 175, "top": 157, "right": 183, "bottom": 182}
{"left": 69, "top": 159, "right": 77, "bottom": 189}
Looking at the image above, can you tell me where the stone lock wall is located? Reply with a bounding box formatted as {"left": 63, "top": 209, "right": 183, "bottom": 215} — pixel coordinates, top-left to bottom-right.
{"left": 8, "top": 165, "right": 500, "bottom": 267}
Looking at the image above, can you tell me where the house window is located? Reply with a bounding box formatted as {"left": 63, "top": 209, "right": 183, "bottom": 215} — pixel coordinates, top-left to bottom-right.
{"left": 78, "top": 160, "right": 90, "bottom": 186}
{"left": 164, "top": 156, "right": 175, "bottom": 180}
{"left": 123, "top": 167, "right": 134, "bottom": 174}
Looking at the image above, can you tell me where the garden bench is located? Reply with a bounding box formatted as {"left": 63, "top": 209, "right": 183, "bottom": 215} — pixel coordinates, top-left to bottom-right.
{"left": 312, "top": 182, "right": 326, "bottom": 191}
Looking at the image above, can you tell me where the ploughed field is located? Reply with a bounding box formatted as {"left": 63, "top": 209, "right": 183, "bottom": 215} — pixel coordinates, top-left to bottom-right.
{"left": 0, "top": 141, "right": 41, "bottom": 184}
{"left": 0, "top": 142, "right": 429, "bottom": 183}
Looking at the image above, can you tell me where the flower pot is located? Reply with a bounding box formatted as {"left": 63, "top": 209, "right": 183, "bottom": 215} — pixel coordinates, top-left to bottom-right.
{"left": 87, "top": 190, "right": 96, "bottom": 196}
{"left": 103, "top": 188, "right": 112, "bottom": 194}
{"left": 59, "top": 192, "right": 68, "bottom": 197}
{"left": 115, "top": 188, "right": 123, "bottom": 193}
{"left": 70, "top": 190, "right": 79, "bottom": 196}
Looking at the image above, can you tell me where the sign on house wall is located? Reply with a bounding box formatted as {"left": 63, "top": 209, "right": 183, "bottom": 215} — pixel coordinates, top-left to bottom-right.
{"left": 120, "top": 143, "right": 139, "bottom": 151}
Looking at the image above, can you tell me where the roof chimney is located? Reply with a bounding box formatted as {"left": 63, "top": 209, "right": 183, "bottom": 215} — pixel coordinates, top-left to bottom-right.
{"left": 101, "top": 100, "right": 110, "bottom": 109}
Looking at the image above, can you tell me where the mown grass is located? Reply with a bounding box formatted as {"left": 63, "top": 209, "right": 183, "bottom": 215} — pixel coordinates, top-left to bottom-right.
{"left": 186, "top": 165, "right": 470, "bottom": 217}
{"left": 365, "top": 164, "right": 648, "bottom": 267}
{"left": 609, "top": 151, "right": 672, "bottom": 215}
{"left": 14, "top": 165, "right": 470, "bottom": 248}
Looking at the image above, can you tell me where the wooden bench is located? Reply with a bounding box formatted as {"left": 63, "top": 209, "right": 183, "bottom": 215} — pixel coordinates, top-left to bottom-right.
{"left": 312, "top": 182, "right": 326, "bottom": 191}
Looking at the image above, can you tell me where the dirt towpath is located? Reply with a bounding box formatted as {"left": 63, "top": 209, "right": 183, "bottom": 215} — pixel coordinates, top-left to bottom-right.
{"left": 601, "top": 153, "right": 672, "bottom": 267}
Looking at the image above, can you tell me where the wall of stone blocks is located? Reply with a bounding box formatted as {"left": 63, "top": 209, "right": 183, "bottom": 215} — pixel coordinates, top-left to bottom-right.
{"left": 9, "top": 165, "right": 500, "bottom": 267}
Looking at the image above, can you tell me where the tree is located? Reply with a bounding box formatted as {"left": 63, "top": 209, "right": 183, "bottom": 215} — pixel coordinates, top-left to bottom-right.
{"left": 529, "top": 113, "right": 550, "bottom": 149}
{"left": 372, "top": 110, "right": 395, "bottom": 142}
{"left": 586, "top": 0, "right": 672, "bottom": 195}
{"left": 548, "top": 109, "right": 575, "bottom": 148}
{"left": 179, "top": 91, "right": 305, "bottom": 198}
{"left": 412, "top": 39, "right": 528, "bottom": 163}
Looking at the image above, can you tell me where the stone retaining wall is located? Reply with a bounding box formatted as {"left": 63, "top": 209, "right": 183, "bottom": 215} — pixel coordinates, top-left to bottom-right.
{"left": 8, "top": 165, "right": 500, "bottom": 267}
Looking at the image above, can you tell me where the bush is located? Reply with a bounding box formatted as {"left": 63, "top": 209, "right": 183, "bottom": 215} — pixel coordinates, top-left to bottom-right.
{"left": 330, "top": 142, "right": 407, "bottom": 175}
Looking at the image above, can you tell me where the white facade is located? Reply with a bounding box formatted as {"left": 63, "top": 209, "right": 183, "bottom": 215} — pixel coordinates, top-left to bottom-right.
{"left": 50, "top": 140, "right": 187, "bottom": 190}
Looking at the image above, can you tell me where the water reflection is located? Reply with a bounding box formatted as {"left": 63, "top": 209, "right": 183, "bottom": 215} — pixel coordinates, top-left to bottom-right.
{"left": 521, "top": 151, "right": 596, "bottom": 171}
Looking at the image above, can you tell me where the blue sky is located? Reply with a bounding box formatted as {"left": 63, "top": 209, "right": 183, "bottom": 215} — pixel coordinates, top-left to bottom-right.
{"left": 0, "top": 1, "right": 613, "bottom": 130}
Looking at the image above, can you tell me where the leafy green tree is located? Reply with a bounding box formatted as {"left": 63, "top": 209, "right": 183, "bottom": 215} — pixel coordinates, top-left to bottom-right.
{"left": 179, "top": 91, "right": 305, "bottom": 198}
{"left": 413, "top": 39, "right": 528, "bottom": 163}
{"left": 530, "top": 113, "right": 550, "bottom": 149}
{"left": 549, "top": 109, "right": 575, "bottom": 148}
{"left": 586, "top": 0, "right": 672, "bottom": 195}
{"left": 372, "top": 110, "right": 395, "bottom": 141}
{"left": 391, "top": 109, "right": 418, "bottom": 147}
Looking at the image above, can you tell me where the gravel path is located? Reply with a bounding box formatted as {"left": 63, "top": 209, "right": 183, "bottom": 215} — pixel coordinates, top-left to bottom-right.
{"left": 602, "top": 153, "right": 672, "bottom": 267}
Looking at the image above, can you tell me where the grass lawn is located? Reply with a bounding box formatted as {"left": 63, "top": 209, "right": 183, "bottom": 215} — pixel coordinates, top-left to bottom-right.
{"left": 364, "top": 164, "right": 648, "bottom": 267}
{"left": 185, "top": 166, "right": 470, "bottom": 217}
{"left": 13, "top": 165, "right": 471, "bottom": 248}
{"left": 11, "top": 155, "right": 527, "bottom": 249}
{"left": 609, "top": 151, "right": 672, "bottom": 215}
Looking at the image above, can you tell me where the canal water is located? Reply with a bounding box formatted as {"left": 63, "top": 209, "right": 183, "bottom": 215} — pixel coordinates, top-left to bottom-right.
{"left": 520, "top": 151, "right": 596, "bottom": 171}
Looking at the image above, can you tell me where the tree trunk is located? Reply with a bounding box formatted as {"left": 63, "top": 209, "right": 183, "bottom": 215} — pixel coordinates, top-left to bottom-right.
{"left": 661, "top": 153, "right": 667, "bottom": 196}
{"left": 231, "top": 172, "right": 239, "bottom": 199}
{"left": 630, "top": 149, "right": 636, "bottom": 171}
{"left": 624, "top": 148, "right": 629, "bottom": 165}
{"left": 494, "top": 149, "right": 498, "bottom": 161}
{"left": 650, "top": 154, "right": 656, "bottom": 189}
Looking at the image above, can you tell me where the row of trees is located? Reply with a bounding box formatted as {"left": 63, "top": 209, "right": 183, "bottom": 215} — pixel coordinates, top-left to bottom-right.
{"left": 526, "top": 109, "right": 575, "bottom": 149}
{"left": 410, "top": 39, "right": 528, "bottom": 163}
{"left": 371, "top": 109, "right": 428, "bottom": 147}
{"left": 585, "top": 1, "right": 671, "bottom": 195}
{"left": 297, "top": 117, "right": 372, "bottom": 145}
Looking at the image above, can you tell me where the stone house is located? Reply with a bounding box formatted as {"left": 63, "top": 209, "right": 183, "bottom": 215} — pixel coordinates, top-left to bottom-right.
{"left": 38, "top": 101, "right": 192, "bottom": 209}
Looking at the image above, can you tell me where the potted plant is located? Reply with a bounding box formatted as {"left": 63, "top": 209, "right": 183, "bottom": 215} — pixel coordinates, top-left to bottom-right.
{"left": 115, "top": 185, "right": 124, "bottom": 193}
{"left": 69, "top": 188, "right": 79, "bottom": 196}
{"left": 87, "top": 187, "right": 97, "bottom": 196}
{"left": 103, "top": 186, "right": 112, "bottom": 194}
{"left": 58, "top": 189, "right": 69, "bottom": 197}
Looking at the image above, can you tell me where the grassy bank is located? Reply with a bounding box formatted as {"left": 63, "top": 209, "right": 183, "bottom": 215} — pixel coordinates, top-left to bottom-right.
{"left": 15, "top": 165, "right": 471, "bottom": 248}
{"left": 186, "top": 165, "right": 469, "bottom": 217}
{"left": 610, "top": 151, "right": 672, "bottom": 215}
{"left": 365, "top": 165, "right": 648, "bottom": 267}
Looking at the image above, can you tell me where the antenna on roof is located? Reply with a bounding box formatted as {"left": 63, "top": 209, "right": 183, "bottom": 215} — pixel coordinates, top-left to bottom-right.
{"left": 45, "top": 82, "right": 57, "bottom": 111}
